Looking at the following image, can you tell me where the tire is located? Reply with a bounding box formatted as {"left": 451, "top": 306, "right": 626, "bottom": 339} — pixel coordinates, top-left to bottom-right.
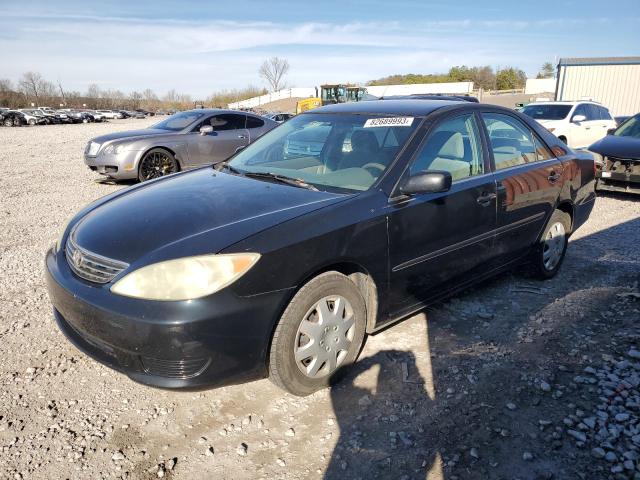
{"left": 558, "top": 136, "right": 567, "bottom": 146}
{"left": 3, "top": 119, "right": 12, "bottom": 127}
{"left": 527, "top": 210, "right": 571, "bottom": 279}
{"left": 28, "top": 119, "right": 36, "bottom": 126}
{"left": 137, "top": 148, "right": 178, "bottom": 182}
{"left": 269, "top": 271, "right": 367, "bottom": 396}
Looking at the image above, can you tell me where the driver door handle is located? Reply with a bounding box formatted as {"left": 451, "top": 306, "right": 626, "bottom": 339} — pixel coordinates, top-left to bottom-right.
{"left": 476, "top": 192, "right": 497, "bottom": 206}
{"left": 237, "top": 134, "right": 247, "bottom": 139}
{"left": 548, "top": 171, "right": 562, "bottom": 182}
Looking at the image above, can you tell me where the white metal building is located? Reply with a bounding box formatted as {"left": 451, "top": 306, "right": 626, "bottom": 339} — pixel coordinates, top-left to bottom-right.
{"left": 555, "top": 57, "right": 640, "bottom": 116}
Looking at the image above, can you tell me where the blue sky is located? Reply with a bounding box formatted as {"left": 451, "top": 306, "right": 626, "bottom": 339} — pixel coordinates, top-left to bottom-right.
{"left": 0, "top": 0, "right": 638, "bottom": 98}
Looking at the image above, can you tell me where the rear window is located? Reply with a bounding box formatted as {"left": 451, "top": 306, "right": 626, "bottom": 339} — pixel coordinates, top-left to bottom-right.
{"left": 521, "top": 105, "right": 572, "bottom": 120}
{"left": 246, "top": 116, "right": 265, "bottom": 129}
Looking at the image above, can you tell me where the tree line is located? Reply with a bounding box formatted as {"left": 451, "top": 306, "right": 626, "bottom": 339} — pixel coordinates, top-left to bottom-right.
{"left": 0, "top": 71, "right": 268, "bottom": 110}
{"left": 368, "top": 63, "right": 555, "bottom": 91}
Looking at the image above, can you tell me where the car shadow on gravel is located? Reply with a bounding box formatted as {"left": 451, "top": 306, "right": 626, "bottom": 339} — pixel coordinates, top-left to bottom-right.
{"left": 326, "top": 216, "right": 640, "bottom": 480}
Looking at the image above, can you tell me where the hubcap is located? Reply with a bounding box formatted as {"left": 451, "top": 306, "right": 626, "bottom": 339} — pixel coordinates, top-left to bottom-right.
{"left": 542, "top": 221, "right": 566, "bottom": 270}
{"left": 140, "top": 152, "right": 176, "bottom": 180}
{"left": 294, "top": 295, "right": 355, "bottom": 379}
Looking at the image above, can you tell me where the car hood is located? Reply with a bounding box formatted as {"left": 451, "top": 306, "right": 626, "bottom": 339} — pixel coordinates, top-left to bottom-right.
{"left": 589, "top": 135, "right": 640, "bottom": 160}
{"left": 72, "top": 169, "right": 349, "bottom": 267}
{"left": 91, "top": 129, "right": 172, "bottom": 144}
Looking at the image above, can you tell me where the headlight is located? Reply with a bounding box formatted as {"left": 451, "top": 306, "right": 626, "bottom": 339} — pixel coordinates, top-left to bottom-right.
{"left": 104, "top": 144, "right": 127, "bottom": 155}
{"left": 110, "top": 253, "right": 260, "bottom": 301}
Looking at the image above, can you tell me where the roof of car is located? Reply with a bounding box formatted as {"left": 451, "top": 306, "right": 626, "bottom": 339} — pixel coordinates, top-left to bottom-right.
{"left": 312, "top": 99, "right": 466, "bottom": 116}
{"left": 187, "top": 108, "right": 264, "bottom": 117}
{"left": 526, "top": 101, "right": 602, "bottom": 106}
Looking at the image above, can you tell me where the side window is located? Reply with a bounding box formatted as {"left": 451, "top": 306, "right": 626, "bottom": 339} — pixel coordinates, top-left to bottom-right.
{"left": 482, "top": 113, "right": 537, "bottom": 169}
{"left": 584, "top": 104, "right": 599, "bottom": 121}
{"left": 599, "top": 106, "right": 613, "bottom": 121}
{"left": 209, "top": 114, "right": 246, "bottom": 131}
{"left": 533, "top": 135, "right": 552, "bottom": 161}
{"left": 246, "top": 116, "right": 265, "bottom": 129}
{"left": 410, "top": 114, "right": 484, "bottom": 182}
{"left": 572, "top": 104, "right": 588, "bottom": 121}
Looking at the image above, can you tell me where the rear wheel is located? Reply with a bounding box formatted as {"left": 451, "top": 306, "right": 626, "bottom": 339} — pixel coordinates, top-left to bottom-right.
{"left": 528, "top": 210, "right": 571, "bottom": 279}
{"left": 269, "top": 272, "right": 367, "bottom": 396}
{"left": 3, "top": 119, "right": 12, "bottom": 127}
{"left": 558, "top": 135, "right": 568, "bottom": 145}
{"left": 138, "top": 148, "right": 178, "bottom": 182}
{"left": 28, "top": 119, "right": 36, "bottom": 126}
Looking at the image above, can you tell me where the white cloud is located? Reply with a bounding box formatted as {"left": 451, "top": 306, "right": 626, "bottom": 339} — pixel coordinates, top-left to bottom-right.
{"left": 0, "top": 11, "right": 623, "bottom": 97}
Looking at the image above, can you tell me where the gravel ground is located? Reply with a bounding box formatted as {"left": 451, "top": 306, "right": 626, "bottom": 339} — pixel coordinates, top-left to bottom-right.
{"left": 0, "top": 119, "right": 639, "bottom": 480}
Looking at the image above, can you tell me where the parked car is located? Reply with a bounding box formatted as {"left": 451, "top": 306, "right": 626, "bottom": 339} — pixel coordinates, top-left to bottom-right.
{"left": 18, "top": 109, "right": 48, "bottom": 125}
{"left": 46, "top": 100, "right": 595, "bottom": 395}
{"left": 521, "top": 101, "right": 616, "bottom": 149}
{"left": 95, "top": 110, "right": 122, "bottom": 119}
{"left": 264, "top": 112, "right": 295, "bottom": 123}
{"left": 31, "top": 109, "right": 62, "bottom": 124}
{"left": 615, "top": 116, "right": 631, "bottom": 126}
{"left": 83, "top": 109, "right": 277, "bottom": 182}
{"left": 126, "top": 110, "right": 146, "bottom": 119}
{"left": 590, "top": 113, "right": 640, "bottom": 194}
{"left": 1, "top": 110, "right": 28, "bottom": 127}
{"left": 135, "top": 109, "right": 154, "bottom": 117}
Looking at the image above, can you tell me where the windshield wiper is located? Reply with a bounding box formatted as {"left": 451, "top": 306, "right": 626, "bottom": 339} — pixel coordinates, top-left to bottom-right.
{"left": 242, "top": 172, "right": 319, "bottom": 191}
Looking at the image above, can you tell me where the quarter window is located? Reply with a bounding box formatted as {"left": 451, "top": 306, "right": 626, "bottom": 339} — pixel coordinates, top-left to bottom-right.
{"left": 482, "top": 113, "right": 537, "bottom": 169}
{"left": 246, "top": 116, "right": 265, "bottom": 129}
{"left": 409, "top": 114, "right": 484, "bottom": 182}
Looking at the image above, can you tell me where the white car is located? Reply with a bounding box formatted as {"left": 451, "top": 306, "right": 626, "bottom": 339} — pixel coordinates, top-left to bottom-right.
{"left": 96, "top": 110, "right": 122, "bottom": 119}
{"left": 521, "top": 101, "right": 616, "bottom": 149}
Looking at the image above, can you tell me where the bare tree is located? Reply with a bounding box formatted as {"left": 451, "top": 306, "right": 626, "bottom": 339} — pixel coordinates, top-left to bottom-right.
{"left": 18, "top": 71, "right": 45, "bottom": 106}
{"left": 258, "top": 57, "right": 290, "bottom": 92}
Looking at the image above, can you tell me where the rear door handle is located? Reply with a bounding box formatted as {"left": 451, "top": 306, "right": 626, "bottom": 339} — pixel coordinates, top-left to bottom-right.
{"left": 476, "top": 192, "right": 497, "bottom": 206}
{"left": 238, "top": 135, "right": 247, "bottom": 139}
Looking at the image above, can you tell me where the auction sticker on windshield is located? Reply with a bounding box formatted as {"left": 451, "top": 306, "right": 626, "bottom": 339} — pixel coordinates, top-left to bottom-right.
{"left": 364, "top": 117, "right": 414, "bottom": 128}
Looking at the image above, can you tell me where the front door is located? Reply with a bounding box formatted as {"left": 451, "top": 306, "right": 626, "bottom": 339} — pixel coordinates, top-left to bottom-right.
{"left": 187, "top": 113, "right": 249, "bottom": 166}
{"left": 481, "top": 112, "right": 563, "bottom": 261}
{"left": 387, "top": 112, "right": 497, "bottom": 315}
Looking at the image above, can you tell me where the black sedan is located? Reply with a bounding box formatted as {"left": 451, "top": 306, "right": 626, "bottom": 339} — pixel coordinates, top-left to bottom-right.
{"left": 45, "top": 100, "right": 595, "bottom": 396}
{"left": 1, "top": 110, "right": 28, "bottom": 127}
{"left": 590, "top": 113, "right": 640, "bottom": 194}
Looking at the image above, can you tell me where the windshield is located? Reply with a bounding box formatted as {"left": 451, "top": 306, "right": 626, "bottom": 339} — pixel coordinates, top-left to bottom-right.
{"left": 521, "top": 104, "right": 572, "bottom": 120}
{"left": 614, "top": 115, "right": 640, "bottom": 139}
{"left": 228, "top": 112, "right": 420, "bottom": 193}
{"left": 151, "top": 111, "right": 206, "bottom": 131}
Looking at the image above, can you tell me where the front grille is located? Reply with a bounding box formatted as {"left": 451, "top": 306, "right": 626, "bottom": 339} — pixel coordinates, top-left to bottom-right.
{"left": 140, "top": 356, "right": 211, "bottom": 379}
{"left": 65, "top": 231, "right": 129, "bottom": 284}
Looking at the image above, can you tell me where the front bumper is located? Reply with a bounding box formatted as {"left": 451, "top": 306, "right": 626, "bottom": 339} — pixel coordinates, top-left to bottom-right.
{"left": 45, "top": 247, "right": 292, "bottom": 389}
{"left": 84, "top": 150, "right": 142, "bottom": 180}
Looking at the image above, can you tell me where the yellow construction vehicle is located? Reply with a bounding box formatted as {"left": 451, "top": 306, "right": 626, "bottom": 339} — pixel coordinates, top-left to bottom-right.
{"left": 295, "top": 97, "right": 322, "bottom": 114}
{"left": 295, "top": 84, "right": 368, "bottom": 114}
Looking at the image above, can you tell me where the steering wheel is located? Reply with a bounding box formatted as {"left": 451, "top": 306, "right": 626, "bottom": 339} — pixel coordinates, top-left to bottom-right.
{"left": 361, "top": 162, "right": 386, "bottom": 176}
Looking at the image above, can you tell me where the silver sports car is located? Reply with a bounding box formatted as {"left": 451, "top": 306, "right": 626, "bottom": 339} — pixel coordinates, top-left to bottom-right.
{"left": 84, "top": 109, "right": 278, "bottom": 181}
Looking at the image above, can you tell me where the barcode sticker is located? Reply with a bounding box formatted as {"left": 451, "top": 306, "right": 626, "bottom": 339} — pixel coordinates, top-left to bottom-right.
{"left": 364, "top": 117, "right": 414, "bottom": 128}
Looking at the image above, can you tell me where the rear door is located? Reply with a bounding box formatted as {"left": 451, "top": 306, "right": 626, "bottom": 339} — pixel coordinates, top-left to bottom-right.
{"left": 387, "top": 111, "right": 497, "bottom": 313}
{"left": 246, "top": 115, "right": 268, "bottom": 142}
{"left": 480, "top": 112, "right": 563, "bottom": 261}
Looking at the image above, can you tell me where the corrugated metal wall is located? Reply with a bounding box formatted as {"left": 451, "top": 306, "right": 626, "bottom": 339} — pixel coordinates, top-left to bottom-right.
{"left": 556, "top": 64, "right": 640, "bottom": 116}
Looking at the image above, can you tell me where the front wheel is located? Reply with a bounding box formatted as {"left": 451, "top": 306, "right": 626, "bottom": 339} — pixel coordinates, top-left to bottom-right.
{"left": 28, "top": 119, "right": 36, "bottom": 126}
{"left": 138, "top": 148, "right": 178, "bottom": 182}
{"left": 528, "top": 210, "right": 571, "bottom": 279}
{"left": 269, "top": 272, "right": 367, "bottom": 396}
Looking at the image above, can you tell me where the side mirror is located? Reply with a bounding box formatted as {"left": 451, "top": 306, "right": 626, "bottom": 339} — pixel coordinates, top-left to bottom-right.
{"left": 200, "top": 125, "right": 214, "bottom": 135}
{"left": 400, "top": 171, "right": 452, "bottom": 196}
{"left": 571, "top": 114, "right": 586, "bottom": 123}
{"left": 607, "top": 128, "right": 616, "bottom": 135}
